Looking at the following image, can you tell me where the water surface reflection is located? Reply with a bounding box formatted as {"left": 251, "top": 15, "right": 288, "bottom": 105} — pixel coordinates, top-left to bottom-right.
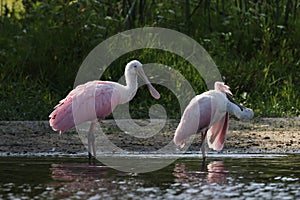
{"left": 1, "top": 155, "right": 300, "bottom": 199}
{"left": 173, "top": 161, "right": 228, "bottom": 184}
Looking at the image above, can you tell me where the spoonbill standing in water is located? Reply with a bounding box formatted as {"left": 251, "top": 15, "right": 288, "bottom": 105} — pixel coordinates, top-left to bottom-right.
{"left": 49, "top": 60, "right": 160, "bottom": 162}
{"left": 173, "top": 82, "right": 253, "bottom": 159}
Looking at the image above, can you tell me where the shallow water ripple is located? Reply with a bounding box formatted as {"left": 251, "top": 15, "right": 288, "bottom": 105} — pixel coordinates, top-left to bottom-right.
{"left": 0, "top": 154, "right": 300, "bottom": 199}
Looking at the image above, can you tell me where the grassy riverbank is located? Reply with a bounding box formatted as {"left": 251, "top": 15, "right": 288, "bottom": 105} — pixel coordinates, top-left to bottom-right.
{"left": 1, "top": 0, "right": 299, "bottom": 120}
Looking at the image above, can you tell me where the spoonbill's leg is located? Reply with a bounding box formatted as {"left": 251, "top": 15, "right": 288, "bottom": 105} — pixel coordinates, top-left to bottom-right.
{"left": 201, "top": 130, "right": 208, "bottom": 160}
{"left": 88, "top": 121, "right": 96, "bottom": 164}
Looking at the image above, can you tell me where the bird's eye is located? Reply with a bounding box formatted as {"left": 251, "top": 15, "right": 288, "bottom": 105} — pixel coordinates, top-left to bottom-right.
{"left": 134, "top": 65, "right": 137, "bottom": 68}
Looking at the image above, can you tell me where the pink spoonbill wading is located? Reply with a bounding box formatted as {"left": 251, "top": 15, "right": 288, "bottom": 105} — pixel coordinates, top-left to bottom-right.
{"left": 173, "top": 82, "right": 253, "bottom": 160}
{"left": 49, "top": 60, "right": 160, "bottom": 162}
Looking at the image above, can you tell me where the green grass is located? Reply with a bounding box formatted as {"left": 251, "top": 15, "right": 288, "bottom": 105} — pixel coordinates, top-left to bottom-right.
{"left": 0, "top": 0, "right": 299, "bottom": 120}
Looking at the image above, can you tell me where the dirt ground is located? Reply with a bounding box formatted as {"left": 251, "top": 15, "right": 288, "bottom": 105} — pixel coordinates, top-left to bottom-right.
{"left": 0, "top": 118, "right": 299, "bottom": 156}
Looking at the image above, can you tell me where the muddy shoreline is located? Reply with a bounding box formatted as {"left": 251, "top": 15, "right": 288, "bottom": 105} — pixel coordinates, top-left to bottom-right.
{"left": 0, "top": 118, "right": 300, "bottom": 156}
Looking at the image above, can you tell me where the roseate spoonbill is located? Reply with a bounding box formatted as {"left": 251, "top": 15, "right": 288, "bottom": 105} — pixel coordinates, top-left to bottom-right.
{"left": 49, "top": 60, "right": 160, "bottom": 162}
{"left": 173, "top": 82, "right": 253, "bottom": 159}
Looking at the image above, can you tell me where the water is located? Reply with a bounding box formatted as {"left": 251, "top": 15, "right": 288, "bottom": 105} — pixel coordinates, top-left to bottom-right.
{"left": 1, "top": 154, "right": 300, "bottom": 199}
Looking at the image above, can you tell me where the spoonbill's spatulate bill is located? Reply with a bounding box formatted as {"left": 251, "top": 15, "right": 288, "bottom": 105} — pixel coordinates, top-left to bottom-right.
{"left": 173, "top": 82, "right": 253, "bottom": 159}
{"left": 49, "top": 60, "right": 160, "bottom": 162}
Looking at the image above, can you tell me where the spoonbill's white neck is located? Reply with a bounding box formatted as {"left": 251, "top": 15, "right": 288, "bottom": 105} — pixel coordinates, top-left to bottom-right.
{"left": 125, "top": 71, "right": 138, "bottom": 90}
{"left": 119, "top": 71, "right": 138, "bottom": 104}
{"left": 227, "top": 101, "right": 253, "bottom": 121}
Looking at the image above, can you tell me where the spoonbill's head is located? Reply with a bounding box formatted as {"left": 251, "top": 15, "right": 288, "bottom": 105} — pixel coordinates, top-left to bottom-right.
{"left": 126, "top": 60, "right": 160, "bottom": 99}
{"left": 126, "top": 60, "right": 143, "bottom": 75}
{"left": 214, "top": 82, "right": 232, "bottom": 95}
{"left": 214, "top": 81, "right": 246, "bottom": 111}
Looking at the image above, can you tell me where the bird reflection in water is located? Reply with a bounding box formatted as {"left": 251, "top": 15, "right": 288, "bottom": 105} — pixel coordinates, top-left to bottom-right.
{"left": 173, "top": 161, "right": 228, "bottom": 184}
{"left": 51, "top": 163, "right": 110, "bottom": 181}
{"left": 206, "top": 161, "right": 227, "bottom": 184}
{"left": 50, "top": 163, "right": 120, "bottom": 198}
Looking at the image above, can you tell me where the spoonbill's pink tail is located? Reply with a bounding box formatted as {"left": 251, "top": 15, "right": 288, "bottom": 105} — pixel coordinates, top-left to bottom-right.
{"left": 49, "top": 96, "right": 74, "bottom": 134}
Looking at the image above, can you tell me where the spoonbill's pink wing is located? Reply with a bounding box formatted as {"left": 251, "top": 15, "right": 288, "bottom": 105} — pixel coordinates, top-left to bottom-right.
{"left": 207, "top": 112, "right": 229, "bottom": 151}
{"left": 49, "top": 81, "right": 118, "bottom": 133}
{"left": 174, "top": 95, "right": 212, "bottom": 147}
